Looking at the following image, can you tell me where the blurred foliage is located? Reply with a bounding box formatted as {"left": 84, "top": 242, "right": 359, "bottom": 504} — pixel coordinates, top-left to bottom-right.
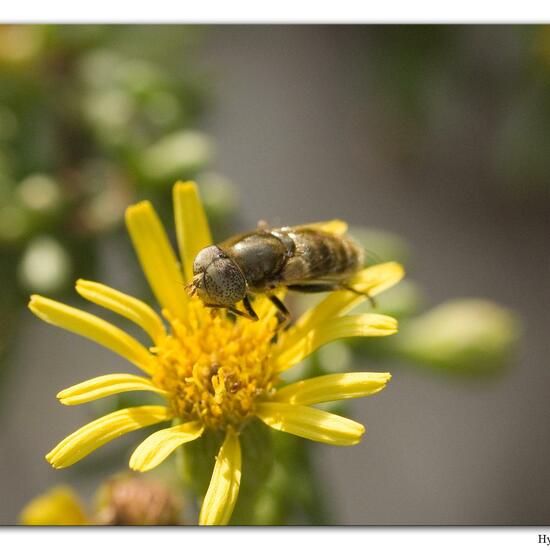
{"left": 0, "top": 24, "right": 238, "bottom": 390}
{"left": 365, "top": 26, "right": 550, "bottom": 202}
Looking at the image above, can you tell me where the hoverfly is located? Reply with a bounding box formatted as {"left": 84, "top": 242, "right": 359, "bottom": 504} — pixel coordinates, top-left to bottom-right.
{"left": 188, "top": 220, "right": 371, "bottom": 322}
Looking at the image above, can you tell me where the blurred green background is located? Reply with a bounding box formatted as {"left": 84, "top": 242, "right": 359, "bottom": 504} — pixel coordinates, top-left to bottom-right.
{"left": 0, "top": 25, "right": 548, "bottom": 525}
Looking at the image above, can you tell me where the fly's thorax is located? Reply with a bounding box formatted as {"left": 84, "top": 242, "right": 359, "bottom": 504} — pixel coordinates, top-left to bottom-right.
{"left": 193, "top": 245, "right": 247, "bottom": 306}
{"left": 221, "top": 232, "right": 289, "bottom": 290}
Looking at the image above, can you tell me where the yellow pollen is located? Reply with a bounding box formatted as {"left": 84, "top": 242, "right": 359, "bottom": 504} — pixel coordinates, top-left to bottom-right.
{"left": 152, "top": 299, "right": 279, "bottom": 430}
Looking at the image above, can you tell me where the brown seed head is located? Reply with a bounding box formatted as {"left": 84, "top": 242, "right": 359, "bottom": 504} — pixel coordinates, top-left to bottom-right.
{"left": 94, "top": 475, "right": 182, "bottom": 526}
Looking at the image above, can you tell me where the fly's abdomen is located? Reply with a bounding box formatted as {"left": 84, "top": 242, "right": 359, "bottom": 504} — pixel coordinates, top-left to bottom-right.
{"left": 281, "top": 228, "right": 363, "bottom": 283}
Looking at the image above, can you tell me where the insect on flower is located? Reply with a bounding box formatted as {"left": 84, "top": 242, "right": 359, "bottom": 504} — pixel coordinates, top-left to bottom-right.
{"left": 189, "top": 221, "right": 373, "bottom": 323}
{"left": 28, "top": 181, "right": 404, "bottom": 525}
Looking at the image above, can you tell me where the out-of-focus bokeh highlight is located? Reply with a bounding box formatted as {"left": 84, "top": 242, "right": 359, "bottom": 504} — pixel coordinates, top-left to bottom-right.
{"left": 1, "top": 25, "right": 548, "bottom": 525}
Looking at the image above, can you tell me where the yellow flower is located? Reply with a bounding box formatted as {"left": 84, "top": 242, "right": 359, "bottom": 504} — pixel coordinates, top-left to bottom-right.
{"left": 19, "top": 486, "right": 88, "bottom": 526}
{"left": 29, "top": 181, "right": 404, "bottom": 525}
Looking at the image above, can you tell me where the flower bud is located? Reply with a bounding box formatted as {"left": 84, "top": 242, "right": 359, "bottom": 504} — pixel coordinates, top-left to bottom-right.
{"left": 16, "top": 173, "right": 64, "bottom": 219}
{"left": 84, "top": 89, "right": 135, "bottom": 143}
{"left": 118, "top": 59, "right": 163, "bottom": 97}
{"left": 77, "top": 162, "right": 131, "bottom": 235}
{"left": 395, "top": 299, "right": 521, "bottom": 375}
{"left": 19, "top": 486, "right": 87, "bottom": 526}
{"left": 17, "top": 235, "right": 72, "bottom": 294}
{"left": 94, "top": 475, "right": 182, "bottom": 526}
{"left": 138, "top": 130, "right": 213, "bottom": 182}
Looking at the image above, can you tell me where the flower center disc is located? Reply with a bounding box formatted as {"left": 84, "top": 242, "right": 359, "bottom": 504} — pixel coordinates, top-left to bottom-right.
{"left": 152, "top": 300, "right": 279, "bottom": 429}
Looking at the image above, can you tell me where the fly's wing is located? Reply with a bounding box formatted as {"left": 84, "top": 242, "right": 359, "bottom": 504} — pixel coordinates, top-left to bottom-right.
{"left": 292, "top": 219, "right": 348, "bottom": 236}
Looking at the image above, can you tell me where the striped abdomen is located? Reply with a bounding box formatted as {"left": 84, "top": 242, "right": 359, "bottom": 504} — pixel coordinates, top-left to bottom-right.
{"left": 279, "top": 228, "right": 363, "bottom": 283}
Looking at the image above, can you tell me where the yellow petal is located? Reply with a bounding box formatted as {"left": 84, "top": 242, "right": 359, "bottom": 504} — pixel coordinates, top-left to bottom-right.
{"left": 274, "top": 313, "right": 398, "bottom": 371}
{"left": 199, "top": 430, "right": 241, "bottom": 526}
{"left": 288, "top": 262, "right": 404, "bottom": 347}
{"left": 19, "top": 486, "right": 88, "bottom": 525}
{"left": 29, "top": 295, "right": 155, "bottom": 375}
{"left": 125, "top": 200, "right": 188, "bottom": 319}
{"left": 129, "top": 421, "right": 204, "bottom": 472}
{"left": 57, "top": 374, "right": 167, "bottom": 406}
{"left": 256, "top": 402, "right": 365, "bottom": 446}
{"left": 173, "top": 181, "right": 213, "bottom": 282}
{"left": 46, "top": 406, "right": 173, "bottom": 469}
{"left": 251, "top": 288, "right": 287, "bottom": 323}
{"left": 274, "top": 372, "right": 392, "bottom": 405}
{"left": 76, "top": 279, "right": 166, "bottom": 345}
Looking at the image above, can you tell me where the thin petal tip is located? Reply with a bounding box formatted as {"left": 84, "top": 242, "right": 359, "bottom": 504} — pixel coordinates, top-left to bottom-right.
{"left": 55, "top": 388, "right": 67, "bottom": 399}
{"left": 350, "top": 424, "right": 366, "bottom": 444}
{"left": 28, "top": 295, "right": 49, "bottom": 318}
{"left": 389, "top": 261, "right": 405, "bottom": 274}
{"left": 377, "top": 260, "right": 405, "bottom": 278}
{"left": 28, "top": 294, "right": 42, "bottom": 308}
{"left": 174, "top": 180, "right": 198, "bottom": 193}
{"left": 128, "top": 457, "right": 143, "bottom": 472}
{"left": 391, "top": 263, "right": 405, "bottom": 282}
{"left": 378, "top": 317, "right": 398, "bottom": 332}
{"left": 125, "top": 200, "right": 153, "bottom": 221}
{"left": 45, "top": 453, "right": 62, "bottom": 469}
{"left": 57, "top": 393, "right": 76, "bottom": 406}
{"left": 129, "top": 460, "right": 154, "bottom": 473}
{"left": 374, "top": 372, "right": 392, "bottom": 389}
{"left": 74, "top": 279, "right": 90, "bottom": 289}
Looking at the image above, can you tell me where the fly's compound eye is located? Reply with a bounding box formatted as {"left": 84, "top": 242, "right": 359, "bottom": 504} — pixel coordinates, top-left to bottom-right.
{"left": 193, "top": 246, "right": 222, "bottom": 276}
{"left": 199, "top": 258, "right": 247, "bottom": 307}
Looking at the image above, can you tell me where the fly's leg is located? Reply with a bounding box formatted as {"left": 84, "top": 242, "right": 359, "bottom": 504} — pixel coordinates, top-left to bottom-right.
{"left": 204, "top": 304, "right": 222, "bottom": 318}
{"left": 340, "top": 284, "right": 377, "bottom": 308}
{"left": 205, "top": 302, "right": 257, "bottom": 321}
{"left": 228, "top": 305, "right": 257, "bottom": 321}
{"left": 286, "top": 283, "right": 341, "bottom": 293}
{"left": 242, "top": 295, "right": 259, "bottom": 321}
{"left": 287, "top": 283, "right": 376, "bottom": 308}
{"left": 345, "top": 286, "right": 377, "bottom": 308}
{"left": 268, "top": 294, "right": 291, "bottom": 329}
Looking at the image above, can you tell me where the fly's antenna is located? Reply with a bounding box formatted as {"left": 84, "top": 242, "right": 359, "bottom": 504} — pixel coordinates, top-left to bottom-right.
{"left": 185, "top": 274, "right": 202, "bottom": 297}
